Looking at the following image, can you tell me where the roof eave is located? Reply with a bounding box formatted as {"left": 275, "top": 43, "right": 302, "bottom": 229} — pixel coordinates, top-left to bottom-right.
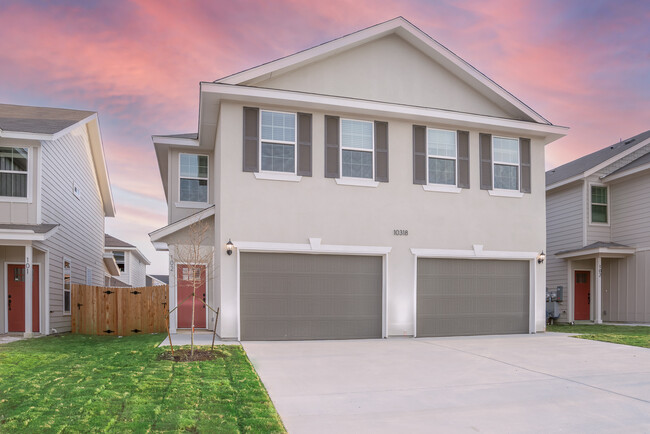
{"left": 0, "top": 225, "right": 59, "bottom": 242}
{"left": 556, "top": 247, "right": 636, "bottom": 259}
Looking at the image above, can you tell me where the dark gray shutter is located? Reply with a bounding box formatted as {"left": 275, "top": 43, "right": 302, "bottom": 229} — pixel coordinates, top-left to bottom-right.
{"left": 243, "top": 107, "right": 259, "bottom": 172}
{"left": 457, "top": 130, "right": 470, "bottom": 189}
{"left": 325, "top": 115, "right": 340, "bottom": 178}
{"left": 297, "top": 113, "right": 312, "bottom": 177}
{"left": 520, "top": 138, "right": 531, "bottom": 193}
{"left": 374, "top": 121, "right": 388, "bottom": 182}
{"left": 413, "top": 125, "right": 426, "bottom": 185}
{"left": 479, "top": 133, "right": 492, "bottom": 190}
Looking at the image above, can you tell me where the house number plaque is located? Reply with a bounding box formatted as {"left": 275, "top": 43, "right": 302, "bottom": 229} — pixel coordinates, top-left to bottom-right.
{"left": 393, "top": 229, "right": 408, "bottom": 236}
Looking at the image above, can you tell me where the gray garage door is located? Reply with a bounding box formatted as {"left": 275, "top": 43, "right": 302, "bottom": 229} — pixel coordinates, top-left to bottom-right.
{"left": 240, "top": 252, "right": 382, "bottom": 340}
{"left": 417, "top": 258, "right": 529, "bottom": 337}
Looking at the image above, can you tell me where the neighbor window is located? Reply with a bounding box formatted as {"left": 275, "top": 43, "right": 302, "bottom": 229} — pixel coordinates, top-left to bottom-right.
{"left": 493, "top": 137, "right": 520, "bottom": 190}
{"left": 427, "top": 128, "right": 457, "bottom": 185}
{"left": 0, "top": 146, "right": 28, "bottom": 198}
{"left": 113, "top": 251, "right": 125, "bottom": 273}
{"left": 260, "top": 110, "right": 296, "bottom": 173}
{"left": 179, "top": 153, "right": 208, "bottom": 202}
{"left": 341, "top": 119, "right": 373, "bottom": 179}
{"left": 591, "top": 185, "right": 608, "bottom": 223}
{"left": 63, "top": 259, "right": 71, "bottom": 314}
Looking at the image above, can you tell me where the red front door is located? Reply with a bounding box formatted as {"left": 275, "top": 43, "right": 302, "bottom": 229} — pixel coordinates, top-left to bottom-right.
{"left": 7, "top": 264, "right": 39, "bottom": 332}
{"left": 574, "top": 270, "right": 590, "bottom": 321}
{"left": 176, "top": 264, "right": 206, "bottom": 329}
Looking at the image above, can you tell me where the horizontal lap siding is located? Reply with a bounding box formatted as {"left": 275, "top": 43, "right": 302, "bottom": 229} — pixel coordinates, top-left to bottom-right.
{"left": 37, "top": 126, "right": 106, "bottom": 333}
{"left": 546, "top": 183, "right": 583, "bottom": 321}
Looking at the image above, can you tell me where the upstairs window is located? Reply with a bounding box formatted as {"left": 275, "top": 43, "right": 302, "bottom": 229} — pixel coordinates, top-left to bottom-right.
{"left": 341, "top": 119, "right": 374, "bottom": 179}
{"left": 0, "top": 147, "right": 28, "bottom": 198}
{"left": 260, "top": 110, "right": 296, "bottom": 173}
{"left": 113, "top": 251, "right": 125, "bottom": 272}
{"left": 427, "top": 128, "right": 457, "bottom": 185}
{"left": 179, "top": 153, "right": 208, "bottom": 202}
{"left": 493, "top": 137, "right": 520, "bottom": 190}
{"left": 591, "top": 185, "right": 608, "bottom": 224}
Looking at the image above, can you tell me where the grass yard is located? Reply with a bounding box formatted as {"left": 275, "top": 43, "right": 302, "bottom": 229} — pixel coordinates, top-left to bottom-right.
{"left": 548, "top": 324, "right": 650, "bottom": 348}
{"left": 0, "top": 334, "right": 285, "bottom": 433}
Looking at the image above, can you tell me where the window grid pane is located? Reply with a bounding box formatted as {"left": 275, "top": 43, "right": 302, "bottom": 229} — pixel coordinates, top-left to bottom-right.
{"left": 180, "top": 154, "right": 208, "bottom": 179}
{"left": 494, "top": 164, "right": 518, "bottom": 190}
{"left": 591, "top": 186, "right": 607, "bottom": 205}
{"left": 428, "top": 157, "right": 456, "bottom": 185}
{"left": 261, "top": 142, "right": 295, "bottom": 173}
{"left": 341, "top": 119, "right": 373, "bottom": 150}
{"left": 427, "top": 129, "right": 456, "bottom": 158}
{"left": 180, "top": 179, "right": 208, "bottom": 202}
{"left": 592, "top": 204, "right": 608, "bottom": 223}
{"left": 261, "top": 111, "right": 295, "bottom": 142}
{"left": 493, "top": 137, "right": 520, "bottom": 164}
{"left": 342, "top": 149, "right": 373, "bottom": 179}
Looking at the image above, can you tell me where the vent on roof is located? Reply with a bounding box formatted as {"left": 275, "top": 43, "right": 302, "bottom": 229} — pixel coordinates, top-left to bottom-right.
{"left": 624, "top": 139, "right": 635, "bottom": 145}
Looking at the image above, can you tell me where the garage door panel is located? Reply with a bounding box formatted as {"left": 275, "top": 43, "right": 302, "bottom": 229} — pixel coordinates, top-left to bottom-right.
{"left": 241, "top": 253, "right": 382, "bottom": 340}
{"left": 417, "top": 258, "right": 529, "bottom": 337}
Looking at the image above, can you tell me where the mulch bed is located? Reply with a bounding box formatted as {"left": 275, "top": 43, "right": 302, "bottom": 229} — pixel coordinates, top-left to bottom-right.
{"left": 158, "top": 348, "right": 229, "bottom": 362}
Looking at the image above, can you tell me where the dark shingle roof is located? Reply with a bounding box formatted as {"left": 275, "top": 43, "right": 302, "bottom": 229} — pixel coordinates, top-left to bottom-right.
{"left": 606, "top": 151, "right": 650, "bottom": 177}
{"left": 149, "top": 275, "right": 169, "bottom": 284}
{"left": 0, "top": 104, "right": 95, "bottom": 135}
{"left": 104, "top": 234, "right": 135, "bottom": 249}
{"left": 546, "top": 130, "right": 650, "bottom": 186}
{"left": 0, "top": 223, "right": 58, "bottom": 233}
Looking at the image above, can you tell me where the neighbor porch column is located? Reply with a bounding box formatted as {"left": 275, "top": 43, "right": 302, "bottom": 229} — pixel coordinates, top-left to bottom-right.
{"left": 595, "top": 256, "right": 603, "bottom": 324}
{"left": 169, "top": 245, "right": 177, "bottom": 334}
{"left": 24, "top": 244, "right": 33, "bottom": 337}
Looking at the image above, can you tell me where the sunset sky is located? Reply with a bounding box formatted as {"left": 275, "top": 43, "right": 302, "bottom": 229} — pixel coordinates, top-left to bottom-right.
{"left": 1, "top": 0, "right": 648, "bottom": 273}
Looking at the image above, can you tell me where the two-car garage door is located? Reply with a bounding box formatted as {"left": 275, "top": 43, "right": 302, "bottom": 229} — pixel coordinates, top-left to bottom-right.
{"left": 240, "top": 252, "right": 382, "bottom": 340}
{"left": 417, "top": 258, "right": 530, "bottom": 337}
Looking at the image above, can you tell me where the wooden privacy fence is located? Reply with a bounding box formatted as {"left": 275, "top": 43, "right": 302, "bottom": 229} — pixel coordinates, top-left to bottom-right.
{"left": 71, "top": 284, "right": 169, "bottom": 336}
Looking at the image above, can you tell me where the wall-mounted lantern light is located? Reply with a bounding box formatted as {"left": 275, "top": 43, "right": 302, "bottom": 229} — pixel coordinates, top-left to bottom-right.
{"left": 226, "top": 239, "right": 234, "bottom": 256}
{"left": 537, "top": 251, "right": 546, "bottom": 264}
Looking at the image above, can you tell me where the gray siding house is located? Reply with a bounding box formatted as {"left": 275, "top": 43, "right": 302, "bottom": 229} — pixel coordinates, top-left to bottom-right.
{"left": 104, "top": 234, "right": 150, "bottom": 287}
{"left": 0, "top": 103, "right": 115, "bottom": 335}
{"left": 546, "top": 130, "right": 650, "bottom": 324}
{"left": 150, "top": 17, "right": 567, "bottom": 340}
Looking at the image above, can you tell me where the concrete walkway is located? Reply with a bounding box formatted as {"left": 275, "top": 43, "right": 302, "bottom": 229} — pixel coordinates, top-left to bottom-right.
{"left": 244, "top": 333, "right": 650, "bottom": 433}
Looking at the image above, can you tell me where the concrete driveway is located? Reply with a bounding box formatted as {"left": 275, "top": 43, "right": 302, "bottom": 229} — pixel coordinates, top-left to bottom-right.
{"left": 243, "top": 333, "right": 650, "bottom": 433}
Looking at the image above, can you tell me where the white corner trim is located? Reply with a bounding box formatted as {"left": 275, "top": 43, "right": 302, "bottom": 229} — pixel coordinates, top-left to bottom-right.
{"left": 411, "top": 247, "right": 538, "bottom": 260}
{"left": 234, "top": 240, "right": 392, "bottom": 255}
{"left": 488, "top": 189, "right": 525, "bottom": 198}
{"left": 174, "top": 201, "right": 212, "bottom": 209}
{"left": 422, "top": 184, "right": 462, "bottom": 194}
{"left": 254, "top": 172, "right": 302, "bottom": 182}
{"left": 335, "top": 178, "right": 380, "bottom": 188}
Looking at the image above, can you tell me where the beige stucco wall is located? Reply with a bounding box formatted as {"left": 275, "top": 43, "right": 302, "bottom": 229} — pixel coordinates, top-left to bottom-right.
{"left": 254, "top": 34, "right": 518, "bottom": 120}
{"left": 213, "top": 101, "right": 547, "bottom": 338}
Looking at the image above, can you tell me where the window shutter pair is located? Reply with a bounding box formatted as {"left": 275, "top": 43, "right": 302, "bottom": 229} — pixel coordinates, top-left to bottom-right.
{"left": 324, "top": 116, "right": 389, "bottom": 182}
{"left": 479, "top": 133, "right": 531, "bottom": 193}
{"left": 242, "top": 107, "right": 312, "bottom": 176}
{"left": 412, "top": 126, "right": 469, "bottom": 188}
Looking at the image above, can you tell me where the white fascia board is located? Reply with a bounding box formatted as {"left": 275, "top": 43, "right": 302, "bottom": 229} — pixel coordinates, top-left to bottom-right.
{"left": 602, "top": 161, "right": 650, "bottom": 183}
{"left": 545, "top": 174, "right": 584, "bottom": 191}
{"left": 102, "top": 253, "right": 120, "bottom": 276}
{"left": 151, "top": 136, "right": 199, "bottom": 147}
{"left": 132, "top": 249, "right": 151, "bottom": 265}
{"left": 105, "top": 246, "right": 149, "bottom": 264}
{"left": 411, "top": 247, "right": 538, "bottom": 260}
{"left": 234, "top": 240, "right": 392, "bottom": 255}
{"left": 584, "top": 137, "right": 650, "bottom": 178}
{"left": 149, "top": 206, "right": 216, "bottom": 242}
{"left": 556, "top": 247, "right": 636, "bottom": 259}
{"left": 0, "top": 225, "right": 59, "bottom": 242}
{"left": 152, "top": 241, "right": 169, "bottom": 251}
{"left": 202, "top": 83, "right": 568, "bottom": 142}
{"left": 85, "top": 117, "right": 116, "bottom": 217}
{"left": 0, "top": 113, "right": 97, "bottom": 141}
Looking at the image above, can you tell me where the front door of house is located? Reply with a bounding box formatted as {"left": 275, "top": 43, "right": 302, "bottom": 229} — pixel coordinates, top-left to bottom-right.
{"left": 7, "top": 264, "right": 39, "bottom": 332}
{"left": 176, "top": 264, "right": 206, "bottom": 329}
{"left": 574, "top": 270, "right": 590, "bottom": 321}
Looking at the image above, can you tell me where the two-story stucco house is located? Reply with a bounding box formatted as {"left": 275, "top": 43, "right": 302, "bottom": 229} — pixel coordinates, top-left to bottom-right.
{"left": 546, "top": 130, "right": 650, "bottom": 324}
{"left": 103, "top": 234, "right": 150, "bottom": 287}
{"left": 149, "top": 17, "right": 567, "bottom": 340}
{"left": 0, "top": 103, "right": 115, "bottom": 336}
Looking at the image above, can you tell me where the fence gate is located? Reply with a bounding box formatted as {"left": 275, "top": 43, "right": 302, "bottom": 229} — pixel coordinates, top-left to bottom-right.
{"left": 71, "top": 284, "right": 168, "bottom": 336}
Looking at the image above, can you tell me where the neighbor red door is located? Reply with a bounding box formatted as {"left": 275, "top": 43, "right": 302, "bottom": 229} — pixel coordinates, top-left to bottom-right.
{"left": 176, "top": 264, "right": 206, "bottom": 328}
{"left": 574, "top": 270, "right": 590, "bottom": 320}
{"left": 7, "top": 264, "right": 39, "bottom": 332}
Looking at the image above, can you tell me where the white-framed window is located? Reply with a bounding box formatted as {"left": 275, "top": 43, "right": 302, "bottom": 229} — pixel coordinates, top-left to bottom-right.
{"left": 113, "top": 251, "right": 125, "bottom": 273}
{"left": 492, "top": 136, "right": 520, "bottom": 190}
{"left": 85, "top": 267, "right": 93, "bottom": 285}
{"left": 63, "top": 258, "right": 71, "bottom": 314}
{"left": 590, "top": 184, "right": 609, "bottom": 224}
{"left": 179, "top": 153, "right": 208, "bottom": 202}
{"left": 260, "top": 110, "right": 296, "bottom": 174}
{"left": 181, "top": 265, "right": 201, "bottom": 281}
{"left": 0, "top": 146, "right": 29, "bottom": 198}
{"left": 427, "top": 128, "right": 457, "bottom": 186}
{"left": 340, "top": 119, "right": 374, "bottom": 179}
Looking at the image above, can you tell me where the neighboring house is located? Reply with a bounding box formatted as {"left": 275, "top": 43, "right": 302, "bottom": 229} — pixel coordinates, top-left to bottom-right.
{"left": 0, "top": 103, "right": 115, "bottom": 336}
{"left": 146, "top": 274, "right": 168, "bottom": 286}
{"left": 104, "top": 234, "right": 150, "bottom": 287}
{"left": 149, "top": 17, "right": 567, "bottom": 340}
{"left": 546, "top": 130, "right": 650, "bottom": 324}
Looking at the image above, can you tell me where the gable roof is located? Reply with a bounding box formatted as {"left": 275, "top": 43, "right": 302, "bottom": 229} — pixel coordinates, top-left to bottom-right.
{"left": 546, "top": 130, "right": 650, "bottom": 189}
{"left": 105, "top": 234, "right": 135, "bottom": 248}
{"left": 0, "top": 103, "right": 95, "bottom": 138}
{"left": 216, "top": 17, "right": 550, "bottom": 125}
{"left": 606, "top": 149, "right": 650, "bottom": 178}
{"left": 148, "top": 274, "right": 169, "bottom": 285}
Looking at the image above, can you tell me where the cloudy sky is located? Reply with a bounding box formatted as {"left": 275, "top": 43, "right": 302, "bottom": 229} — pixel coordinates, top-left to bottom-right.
{"left": 1, "top": 0, "right": 648, "bottom": 273}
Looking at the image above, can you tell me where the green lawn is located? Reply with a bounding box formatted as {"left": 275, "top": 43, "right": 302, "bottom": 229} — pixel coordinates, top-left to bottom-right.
{"left": 0, "top": 334, "right": 285, "bottom": 433}
{"left": 548, "top": 324, "right": 650, "bottom": 348}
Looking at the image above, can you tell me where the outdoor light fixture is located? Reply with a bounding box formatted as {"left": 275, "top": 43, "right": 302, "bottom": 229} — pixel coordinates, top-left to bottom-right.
{"left": 226, "top": 239, "right": 234, "bottom": 256}
{"left": 537, "top": 251, "right": 546, "bottom": 264}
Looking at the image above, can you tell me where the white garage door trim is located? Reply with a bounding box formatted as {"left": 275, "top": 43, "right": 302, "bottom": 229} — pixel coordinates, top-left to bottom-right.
{"left": 411, "top": 245, "right": 538, "bottom": 336}
{"left": 234, "top": 239, "right": 391, "bottom": 341}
